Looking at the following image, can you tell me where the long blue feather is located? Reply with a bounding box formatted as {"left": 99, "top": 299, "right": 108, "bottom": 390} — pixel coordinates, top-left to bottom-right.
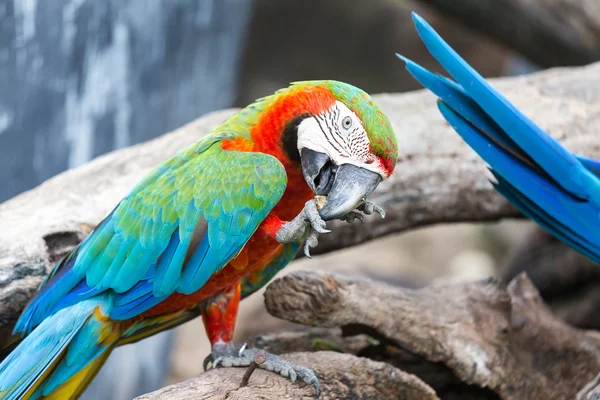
{"left": 399, "top": 13, "right": 600, "bottom": 264}
{"left": 0, "top": 299, "right": 99, "bottom": 399}
{"left": 409, "top": 13, "right": 600, "bottom": 204}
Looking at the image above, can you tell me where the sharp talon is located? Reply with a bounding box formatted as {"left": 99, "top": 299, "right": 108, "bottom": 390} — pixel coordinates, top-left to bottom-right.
{"left": 238, "top": 343, "right": 247, "bottom": 357}
{"left": 314, "top": 226, "right": 330, "bottom": 234}
{"left": 304, "top": 242, "right": 312, "bottom": 258}
{"left": 360, "top": 201, "right": 386, "bottom": 220}
{"left": 315, "top": 381, "right": 321, "bottom": 398}
{"left": 203, "top": 355, "right": 212, "bottom": 371}
{"left": 213, "top": 356, "right": 223, "bottom": 369}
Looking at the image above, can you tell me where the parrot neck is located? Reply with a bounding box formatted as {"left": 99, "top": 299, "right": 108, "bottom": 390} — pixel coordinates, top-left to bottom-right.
{"left": 249, "top": 84, "right": 336, "bottom": 168}
{"left": 221, "top": 85, "right": 336, "bottom": 220}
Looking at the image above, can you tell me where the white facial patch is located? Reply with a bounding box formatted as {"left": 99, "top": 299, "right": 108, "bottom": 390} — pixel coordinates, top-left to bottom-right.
{"left": 297, "top": 100, "right": 386, "bottom": 177}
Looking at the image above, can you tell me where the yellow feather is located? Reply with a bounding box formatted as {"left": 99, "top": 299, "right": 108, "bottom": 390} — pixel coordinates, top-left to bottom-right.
{"left": 19, "top": 349, "right": 66, "bottom": 400}
{"left": 42, "top": 348, "right": 113, "bottom": 400}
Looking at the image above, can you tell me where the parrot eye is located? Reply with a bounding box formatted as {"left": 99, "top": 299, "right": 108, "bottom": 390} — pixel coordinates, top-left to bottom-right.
{"left": 341, "top": 116, "right": 352, "bottom": 130}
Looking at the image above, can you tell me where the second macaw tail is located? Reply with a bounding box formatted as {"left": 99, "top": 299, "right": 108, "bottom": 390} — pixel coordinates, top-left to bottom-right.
{"left": 398, "top": 13, "right": 600, "bottom": 264}
{"left": 0, "top": 297, "right": 116, "bottom": 400}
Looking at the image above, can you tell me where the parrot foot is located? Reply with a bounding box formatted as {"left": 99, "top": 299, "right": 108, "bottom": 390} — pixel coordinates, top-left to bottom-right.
{"left": 358, "top": 201, "right": 385, "bottom": 218}
{"left": 275, "top": 199, "right": 330, "bottom": 258}
{"left": 339, "top": 210, "right": 364, "bottom": 224}
{"left": 339, "top": 201, "right": 385, "bottom": 223}
{"left": 205, "top": 342, "right": 321, "bottom": 397}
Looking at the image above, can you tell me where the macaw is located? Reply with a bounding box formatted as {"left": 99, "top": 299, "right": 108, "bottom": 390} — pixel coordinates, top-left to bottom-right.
{"left": 398, "top": 14, "right": 600, "bottom": 265}
{"left": 0, "top": 81, "right": 398, "bottom": 399}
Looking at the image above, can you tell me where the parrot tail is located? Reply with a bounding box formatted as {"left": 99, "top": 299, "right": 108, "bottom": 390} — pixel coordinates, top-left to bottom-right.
{"left": 398, "top": 12, "right": 600, "bottom": 264}
{"left": 0, "top": 296, "right": 117, "bottom": 400}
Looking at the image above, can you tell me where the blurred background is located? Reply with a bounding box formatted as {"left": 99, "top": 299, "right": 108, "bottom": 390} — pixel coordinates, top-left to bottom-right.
{"left": 1, "top": 0, "right": 599, "bottom": 398}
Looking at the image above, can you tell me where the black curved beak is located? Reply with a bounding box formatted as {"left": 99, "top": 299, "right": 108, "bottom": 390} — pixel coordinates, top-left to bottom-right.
{"left": 300, "top": 149, "right": 382, "bottom": 221}
{"left": 301, "top": 148, "right": 336, "bottom": 196}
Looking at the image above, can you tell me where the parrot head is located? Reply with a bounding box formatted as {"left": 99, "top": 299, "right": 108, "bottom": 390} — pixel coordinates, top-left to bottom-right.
{"left": 288, "top": 81, "right": 398, "bottom": 220}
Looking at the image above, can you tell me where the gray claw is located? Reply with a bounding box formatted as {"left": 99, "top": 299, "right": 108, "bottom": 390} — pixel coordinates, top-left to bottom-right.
{"left": 304, "top": 242, "right": 312, "bottom": 258}
{"left": 213, "top": 356, "right": 223, "bottom": 368}
{"left": 341, "top": 210, "right": 364, "bottom": 224}
{"left": 203, "top": 354, "right": 212, "bottom": 371}
{"left": 238, "top": 343, "right": 247, "bottom": 357}
{"left": 277, "top": 199, "right": 329, "bottom": 258}
{"left": 312, "top": 223, "right": 330, "bottom": 234}
{"left": 359, "top": 201, "right": 385, "bottom": 219}
{"left": 303, "top": 229, "right": 319, "bottom": 258}
{"left": 305, "top": 201, "right": 330, "bottom": 234}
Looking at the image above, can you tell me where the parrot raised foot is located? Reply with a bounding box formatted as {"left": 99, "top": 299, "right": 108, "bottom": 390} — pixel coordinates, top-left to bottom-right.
{"left": 275, "top": 199, "right": 330, "bottom": 258}
{"left": 205, "top": 342, "right": 321, "bottom": 397}
{"left": 359, "top": 200, "right": 386, "bottom": 218}
{"left": 339, "top": 200, "right": 385, "bottom": 223}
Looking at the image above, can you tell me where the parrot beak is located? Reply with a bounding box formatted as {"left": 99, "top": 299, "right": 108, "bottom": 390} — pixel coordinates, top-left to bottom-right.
{"left": 300, "top": 148, "right": 382, "bottom": 221}
{"left": 318, "top": 163, "right": 381, "bottom": 221}
{"left": 301, "top": 148, "right": 336, "bottom": 195}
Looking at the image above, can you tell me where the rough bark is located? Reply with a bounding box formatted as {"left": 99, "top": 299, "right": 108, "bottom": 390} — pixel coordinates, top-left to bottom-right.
{"left": 261, "top": 270, "right": 600, "bottom": 400}
{"left": 135, "top": 351, "right": 438, "bottom": 400}
{"left": 4, "top": 62, "right": 600, "bottom": 330}
{"left": 421, "top": 0, "right": 600, "bottom": 67}
{"left": 500, "top": 225, "right": 600, "bottom": 330}
{"left": 247, "top": 329, "right": 496, "bottom": 399}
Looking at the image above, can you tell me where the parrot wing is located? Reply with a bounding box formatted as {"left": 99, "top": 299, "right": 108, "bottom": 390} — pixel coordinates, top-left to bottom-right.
{"left": 16, "top": 135, "right": 287, "bottom": 332}
{"left": 398, "top": 12, "right": 600, "bottom": 264}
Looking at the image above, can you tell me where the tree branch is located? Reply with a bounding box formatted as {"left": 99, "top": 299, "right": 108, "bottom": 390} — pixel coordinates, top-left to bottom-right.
{"left": 262, "top": 270, "right": 600, "bottom": 399}
{"left": 135, "top": 351, "right": 438, "bottom": 400}
{"left": 500, "top": 225, "right": 600, "bottom": 330}
{"left": 3, "top": 62, "right": 600, "bottom": 330}
{"left": 420, "top": 0, "right": 600, "bottom": 67}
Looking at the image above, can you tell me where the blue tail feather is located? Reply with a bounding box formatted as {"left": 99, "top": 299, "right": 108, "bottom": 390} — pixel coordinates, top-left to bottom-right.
{"left": 436, "top": 101, "right": 600, "bottom": 249}
{"left": 492, "top": 173, "right": 600, "bottom": 264}
{"left": 0, "top": 299, "right": 104, "bottom": 399}
{"left": 409, "top": 13, "right": 600, "bottom": 203}
{"left": 398, "top": 15, "right": 600, "bottom": 265}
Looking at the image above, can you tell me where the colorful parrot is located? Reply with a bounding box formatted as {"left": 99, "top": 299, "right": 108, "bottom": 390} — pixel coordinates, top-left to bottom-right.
{"left": 0, "top": 81, "right": 398, "bottom": 399}
{"left": 399, "top": 14, "right": 600, "bottom": 265}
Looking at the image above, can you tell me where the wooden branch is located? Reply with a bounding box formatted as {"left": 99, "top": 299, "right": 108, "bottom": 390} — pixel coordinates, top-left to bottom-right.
{"left": 3, "top": 61, "right": 600, "bottom": 330}
{"left": 135, "top": 351, "right": 438, "bottom": 400}
{"left": 246, "top": 329, "right": 483, "bottom": 398}
{"left": 420, "top": 0, "right": 600, "bottom": 67}
{"left": 262, "top": 270, "right": 600, "bottom": 399}
{"left": 500, "top": 225, "right": 600, "bottom": 330}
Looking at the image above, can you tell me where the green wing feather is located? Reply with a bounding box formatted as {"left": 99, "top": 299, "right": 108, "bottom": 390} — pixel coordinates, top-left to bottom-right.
{"left": 74, "top": 132, "right": 287, "bottom": 298}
